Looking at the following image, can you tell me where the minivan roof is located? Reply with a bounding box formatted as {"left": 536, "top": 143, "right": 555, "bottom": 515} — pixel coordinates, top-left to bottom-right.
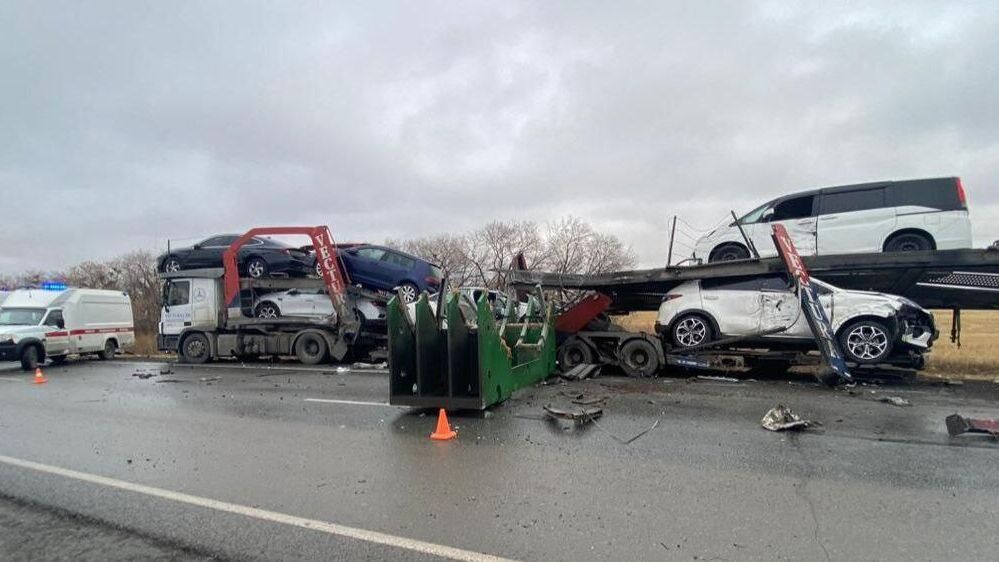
{"left": 769, "top": 177, "right": 959, "bottom": 204}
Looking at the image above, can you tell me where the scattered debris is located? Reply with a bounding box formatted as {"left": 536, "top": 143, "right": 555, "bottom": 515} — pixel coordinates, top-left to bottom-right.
{"left": 761, "top": 405, "right": 818, "bottom": 432}
{"left": 352, "top": 361, "right": 388, "bottom": 369}
{"left": 335, "top": 366, "right": 350, "bottom": 374}
{"left": 155, "top": 379, "right": 182, "bottom": 384}
{"left": 559, "top": 364, "right": 600, "bottom": 381}
{"left": 159, "top": 367, "right": 173, "bottom": 375}
{"left": 695, "top": 375, "right": 741, "bottom": 383}
{"left": 878, "top": 396, "right": 911, "bottom": 407}
{"left": 946, "top": 414, "right": 999, "bottom": 438}
{"left": 543, "top": 404, "right": 603, "bottom": 424}
{"left": 131, "top": 371, "right": 156, "bottom": 380}
{"left": 571, "top": 395, "right": 607, "bottom": 406}
{"left": 199, "top": 376, "right": 221, "bottom": 383}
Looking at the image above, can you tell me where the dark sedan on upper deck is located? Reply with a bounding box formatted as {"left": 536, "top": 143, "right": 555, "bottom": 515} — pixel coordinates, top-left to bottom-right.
{"left": 157, "top": 235, "right": 314, "bottom": 278}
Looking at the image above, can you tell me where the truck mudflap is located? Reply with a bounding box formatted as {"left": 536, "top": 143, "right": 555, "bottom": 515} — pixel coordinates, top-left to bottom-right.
{"left": 388, "top": 288, "right": 556, "bottom": 410}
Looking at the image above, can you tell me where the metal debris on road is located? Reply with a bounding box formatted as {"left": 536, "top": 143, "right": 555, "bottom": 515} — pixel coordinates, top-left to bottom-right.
{"left": 199, "top": 376, "right": 222, "bottom": 383}
{"left": 543, "top": 404, "right": 603, "bottom": 424}
{"left": 131, "top": 372, "right": 156, "bottom": 380}
{"left": 159, "top": 368, "right": 173, "bottom": 375}
{"left": 571, "top": 395, "right": 607, "bottom": 406}
{"left": 878, "top": 396, "right": 911, "bottom": 407}
{"left": 352, "top": 362, "right": 388, "bottom": 369}
{"left": 761, "top": 405, "right": 818, "bottom": 432}
{"left": 695, "top": 375, "right": 741, "bottom": 383}
{"left": 946, "top": 414, "right": 999, "bottom": 438}
{"left": 559, "top": 364, "right": 601, "bottom": 381}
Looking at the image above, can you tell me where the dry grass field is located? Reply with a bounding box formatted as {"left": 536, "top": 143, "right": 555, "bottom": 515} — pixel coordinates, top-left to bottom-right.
{"left": 615, "top": 309, "right": 999, "bottom": 380}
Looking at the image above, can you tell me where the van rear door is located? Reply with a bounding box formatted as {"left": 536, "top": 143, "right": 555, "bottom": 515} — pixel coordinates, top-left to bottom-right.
{"left": 816, "top": 185, "right": 894, "bottom": 254}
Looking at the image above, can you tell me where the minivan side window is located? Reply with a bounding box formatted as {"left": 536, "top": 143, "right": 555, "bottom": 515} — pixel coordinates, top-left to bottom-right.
{"left": 886, "top": 179, "right": 962, "bottom": 211}
{"left": 770, "top": 195, "right": 815, "bottom": 221}
{"left": 820, "top": 188, "right": 885, "bottom": 215}
{"left": 166, "top": 281, "right": 191, "bottom": 306}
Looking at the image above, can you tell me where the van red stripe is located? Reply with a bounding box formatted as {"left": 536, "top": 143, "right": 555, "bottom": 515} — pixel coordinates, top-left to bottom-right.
{"left": 45, "top": 327, "right": 134, "bottom": 337}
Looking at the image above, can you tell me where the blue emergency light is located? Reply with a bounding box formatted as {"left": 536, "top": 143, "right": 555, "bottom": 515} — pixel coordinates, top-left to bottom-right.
{"left": 41, "top": 281, "right": 68, "bottom": 291}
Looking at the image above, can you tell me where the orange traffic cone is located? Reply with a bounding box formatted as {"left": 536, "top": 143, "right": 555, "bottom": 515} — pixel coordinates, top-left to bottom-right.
{"left": 33, "top": 368, "right": 47, "bottom": 385}
{"left": 430, "top": 408, "right": 457, "bottom": 440}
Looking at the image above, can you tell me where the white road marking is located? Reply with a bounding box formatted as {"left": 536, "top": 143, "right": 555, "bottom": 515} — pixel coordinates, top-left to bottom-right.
{"left": 0, "top": 454, "right": 514, "bottom": 562}
{"left": 304, "top": 398, "right": 402, "bottom": 407}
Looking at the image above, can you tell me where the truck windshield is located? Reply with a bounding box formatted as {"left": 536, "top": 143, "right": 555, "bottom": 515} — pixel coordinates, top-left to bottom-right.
{"left": 0, "top": 308, "right": 46, "bottom": 326}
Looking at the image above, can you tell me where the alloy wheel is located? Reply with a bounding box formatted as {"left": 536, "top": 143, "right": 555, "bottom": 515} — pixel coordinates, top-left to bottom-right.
{"left": 675, "top": 317, "right": 708, "bottom": 347}
{"left": 845, "top": 324, "right": 889, "bottom": 361}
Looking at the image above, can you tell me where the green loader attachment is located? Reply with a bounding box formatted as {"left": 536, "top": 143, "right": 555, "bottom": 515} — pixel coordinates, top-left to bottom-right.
{"left": 388, "top": 289, "right": 556, "bottom": 410}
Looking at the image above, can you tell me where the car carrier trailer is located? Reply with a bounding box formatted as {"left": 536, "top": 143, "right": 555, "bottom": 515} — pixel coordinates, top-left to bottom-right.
{"left": 157, "top": 226, "right": 387, "bottom": 364}
{"left": 511, "top": 233, "right": 999, "bottom": 382}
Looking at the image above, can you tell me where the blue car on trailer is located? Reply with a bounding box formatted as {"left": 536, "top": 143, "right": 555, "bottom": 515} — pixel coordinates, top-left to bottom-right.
{"left": 337, "top": 244, "right": 443, "bottom": 302}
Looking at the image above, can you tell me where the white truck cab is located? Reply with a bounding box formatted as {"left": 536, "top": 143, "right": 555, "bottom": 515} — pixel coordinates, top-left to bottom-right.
{"left": 0, "top": 288, "right": 135, "bottom": 370}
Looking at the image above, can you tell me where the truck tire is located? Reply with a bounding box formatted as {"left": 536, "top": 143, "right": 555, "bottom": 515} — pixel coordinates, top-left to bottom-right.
{"left": 620, "top": 338, "right": 660, "bottom": 378}
{"left": 295, "top": 333, "right": 328, "bottom": 365}
{"left": 20, "top": 345, "right": 40, "bottom": 371}
{"left": 838, "top": 319, "right": 893, "bottom": 364}
{"left": 558, "top": 337, "right": 594, "bottom": 370}
{"left": 98, "top": 339, "right": 117, "bottom": 360}
{"left": 180, "top": 333, "right": 212, "bottom": 364}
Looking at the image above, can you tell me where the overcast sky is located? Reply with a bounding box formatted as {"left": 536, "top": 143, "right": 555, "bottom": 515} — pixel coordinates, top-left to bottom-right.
{"left": 2, "top": 1, "right": 997, "bottom": 272}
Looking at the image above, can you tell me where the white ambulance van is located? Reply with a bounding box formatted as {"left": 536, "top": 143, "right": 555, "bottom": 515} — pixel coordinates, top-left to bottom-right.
{"left": 0, "top": 288, "right": 135, "bottom": 370}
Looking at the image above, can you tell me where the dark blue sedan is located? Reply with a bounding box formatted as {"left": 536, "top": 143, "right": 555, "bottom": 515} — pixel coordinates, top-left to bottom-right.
{"left": 337, "top": 244, "right": 443, "bottom": 302}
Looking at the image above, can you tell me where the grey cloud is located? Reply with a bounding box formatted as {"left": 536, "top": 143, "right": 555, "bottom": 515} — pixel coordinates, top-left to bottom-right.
{"left": 1, "top": 1, "right": 997, "bottom": 272}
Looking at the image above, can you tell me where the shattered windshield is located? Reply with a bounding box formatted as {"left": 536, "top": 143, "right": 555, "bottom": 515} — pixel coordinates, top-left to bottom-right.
{"left": 0, "top": 308, "right": 46, "bottom": 326}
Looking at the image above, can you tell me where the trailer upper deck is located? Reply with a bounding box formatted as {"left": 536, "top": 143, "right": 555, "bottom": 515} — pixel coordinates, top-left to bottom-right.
{"left": 510, "top": 248, "right": 999, "bottom": 311}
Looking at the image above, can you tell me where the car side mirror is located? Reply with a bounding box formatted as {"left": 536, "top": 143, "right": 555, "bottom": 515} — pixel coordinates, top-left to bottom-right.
{"left": 56, "top": 319, "right": 65, "bottom": 329}
{"left": 192, "top": 243, "right": 203, "bottom": 250}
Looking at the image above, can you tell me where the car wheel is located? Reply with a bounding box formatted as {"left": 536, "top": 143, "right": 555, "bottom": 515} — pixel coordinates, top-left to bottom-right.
{"left": 255, "top": 302, "right": 280, "bottom": 319}
{"left": 98, "top": 340, "right": 117, "bottom": 360}
{"left": 558, "top": 337, "right": 594, "bottom": 370}
{"left": 620, "top": 338, "right": 660, "bottom": 377}
{"left": 162, "top": 256, "right": 182, "bottom": 273}
{"left": 839, "top": 319, "right": 893, "bottom": 364}
{"left": 20, "top": 346, "right": 40, "bottom": 371}
{"left": 885, "top": 232, "right": 933, "bottom": 253}
{"left": 671, "top": 314, "right": 713, "bottom": 349}
{"left": 180, "top": 333, "right": 211, "bottom": 364}
{"left": 295, "top": 333, "right": 328, "bottom": 365}
{"left": 246, "top": 257, "right": 269, "bottom": 278}
{"left": 709, "top": 244, "right": 750, "bottom": 262}
{"left": 398, "top": 282, "right": 419, "bottom": 303}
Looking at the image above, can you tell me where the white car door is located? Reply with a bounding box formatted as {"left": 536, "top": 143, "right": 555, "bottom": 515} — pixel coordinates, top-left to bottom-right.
{"left": 161, "top": 280, "right": 193, "bottom": 335}
{"left": 279, "top": 290, "right": 311, "bottom": 317}
{"left": 754, "top": 195, "right": 818, "bottom": 256}
{"left": 698, "top": 277, "right": 765, "bottom": 336}
{"left": 816, "top": 186, "right": 895, "bottom": 255}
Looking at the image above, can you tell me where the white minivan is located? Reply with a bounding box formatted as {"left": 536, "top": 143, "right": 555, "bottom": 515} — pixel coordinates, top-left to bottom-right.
{"left": 0, "top": 288, "right": 135, "bottom": 370}
{"left": 693, "top": 177, "right": 972, "bottom": 262}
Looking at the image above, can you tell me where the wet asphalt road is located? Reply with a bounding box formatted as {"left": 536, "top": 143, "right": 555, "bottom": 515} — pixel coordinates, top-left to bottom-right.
{"left": 1, "top": 359, "right": 999, "bottom": 561}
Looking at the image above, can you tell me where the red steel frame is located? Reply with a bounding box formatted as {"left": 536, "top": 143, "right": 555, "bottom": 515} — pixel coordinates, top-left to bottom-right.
{"left": 222, "top": 226, "right": 350, "bottom": 316}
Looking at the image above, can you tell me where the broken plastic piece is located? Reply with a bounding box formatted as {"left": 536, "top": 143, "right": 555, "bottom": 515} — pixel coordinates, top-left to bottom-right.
{"left": 543, "top": 404, "right": 603, "bottom": 424}
{"left": 560, "top": 364, "right": 600, "bottom": 381}
{"left": 878, "top": 396, "right": 911, "bottom": 407}
{"left": 946, "top": 414, "right": 999, "bottom": 437}
{"left": 762, "top": 404, "right": 817, "bottom": 432}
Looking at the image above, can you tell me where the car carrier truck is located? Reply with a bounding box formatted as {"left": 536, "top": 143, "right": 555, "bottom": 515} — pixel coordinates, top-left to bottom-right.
{"left": 157, "top": 226, "right": 387, "bottom": 364}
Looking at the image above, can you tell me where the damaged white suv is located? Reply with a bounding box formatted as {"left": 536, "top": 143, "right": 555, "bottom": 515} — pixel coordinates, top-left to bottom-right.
{"left": 654, "top": 273, "right": 937, "bottom": 368}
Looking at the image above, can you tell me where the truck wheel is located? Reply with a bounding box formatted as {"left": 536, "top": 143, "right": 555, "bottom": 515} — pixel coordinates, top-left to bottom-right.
{"left": 246, "top": 257, "right": 269, "bottom": 279}
{"left": 98, "top": 340, "right": 117, "bottom": 360}
{"left": 620, "top": 338, "right": 660, "bottom": 378}
{"left": 180, "top": 333, "right": 212, "bottom": 364}
{"left": 838, "top": 319, "right": 893, "bottom": 364}
{"left": 20, "top": 346, "right": 40, "bottom": 371}
{"left": 671, "top": 314, "right": 713, "bottom": 349}
{"left": 295, "top": 333, "right": 328, "bottom": 365}
{"left": 558, "top": 338, "right": 594, "bottom": 370}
